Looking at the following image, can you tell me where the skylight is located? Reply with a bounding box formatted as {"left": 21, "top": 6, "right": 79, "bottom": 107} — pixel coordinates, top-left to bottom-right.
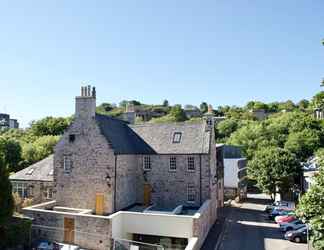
{"left": 173, "top": 132, "right": 182, "bottom": 143}
{"left": 26, "top": 168, "right": 34, "bottom": 175}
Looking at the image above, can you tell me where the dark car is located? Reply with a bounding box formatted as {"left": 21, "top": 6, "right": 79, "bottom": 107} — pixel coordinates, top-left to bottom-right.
{"left": 284, "top": 226, "right": 308, "bottom": 243}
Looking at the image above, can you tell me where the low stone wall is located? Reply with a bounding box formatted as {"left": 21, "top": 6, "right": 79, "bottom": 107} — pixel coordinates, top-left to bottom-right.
{"left": 23, "top": 204, "right": 112, "bottom": 250}
{"left": 192, "top": 199, "right": 217, "bottom": 249}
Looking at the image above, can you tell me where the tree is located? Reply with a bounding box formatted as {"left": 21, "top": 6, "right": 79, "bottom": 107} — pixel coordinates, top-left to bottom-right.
{"left": 170, "top": 105, "right": 187, "bottom": 122}
{"left": 284, "top": 129, "right": 321, "bottom": 161}
{"left": 296, "top": 150, "right": 324, "bottom": 250}
{"left": 311, "top": 91, "right": 324, "bottom": 109}
{"left": 200, "top": 102, "right": 208, "bottom": 113}
{"left": 0, "top": 154, "right": 14, "bottom": 226}
{"left": 162, "top": 100, "right": 169, "bottom": 107}
{"left": 298, "top": 99, "right": 310, "bottom": 110}
{"left": 248, "top": 147, "right": 300, "bottom": 200}
{"left": 30, "top": 117, "right": 71, "bottom": 136}
{"left": 278, "top": 100, "right": 296, "bottom": 111}
{"left": 216, "top": 119, "right": 240, "bottom": 141}
{"left": 21, "top": 135, "right": 59, "bottom": 165}
{"left": 0, "top": 137, "right": 22, "bottom": 172}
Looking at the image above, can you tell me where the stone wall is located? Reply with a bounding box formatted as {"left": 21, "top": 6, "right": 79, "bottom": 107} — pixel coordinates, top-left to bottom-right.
{"left": 192, "top": 199, "right": 217, "bottom": 249}
{"left": 143, "top": 154, "right": 203, "bottom": 207}
{"left": 24, "top": 206, "right": 112, "bottom": 250}
{"left": 115, "top": 155, "right": 141, "bottom": 210}
{"left": 54, "top": 117, "right": 115, "bottom": 214}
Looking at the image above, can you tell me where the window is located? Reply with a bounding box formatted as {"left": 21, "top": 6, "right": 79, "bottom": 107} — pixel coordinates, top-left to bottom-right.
{"left": 46, "top": 187, "right": 53, "bottom": 199}
{"left": 69, "top": 134, "right": 75, "bottom": 143}
{"left": 187, "top": 184, "right": 196, "bottom": 202}
{"left": 13, "top": 182, "right": 28, "bottom": 198}
{"left": 187, "top": 157, "right": 195, "bottom": 171}
{"left": 28, "top": 186, "right": 34, "bottom": 196}
{"left": 172, "top": 132, "right": 182, "bottom": 143}
{"left": 169, "top": 157, "right": 177, "bottom": 171}
{"left": 63, "top": 156, "right": 72, "bottom": 174}
{"left": 143, "top": 156, "right": 151, "bottom": 170}
{"left": 26, "top": 168, "right": 34, "bottom": 175}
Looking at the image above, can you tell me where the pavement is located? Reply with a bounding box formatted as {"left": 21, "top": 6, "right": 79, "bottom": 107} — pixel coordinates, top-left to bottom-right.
{"left": 203, "top": 193, "right": 308, "bottom": 250}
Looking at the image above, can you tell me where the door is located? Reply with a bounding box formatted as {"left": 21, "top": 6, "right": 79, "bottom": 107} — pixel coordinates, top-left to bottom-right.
{"left": 143, "top": 184, "right": 152, "bottom": 206}
{"left": 95, "top": 193, "right": 104, "bottom": 215}
{"left": 64, "top": 217, "right": 75, "bottom": 244}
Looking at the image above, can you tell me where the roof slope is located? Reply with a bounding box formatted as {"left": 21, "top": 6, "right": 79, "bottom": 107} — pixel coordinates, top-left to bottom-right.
{"left": 95, "top": 114, "right": 156, "bottom": 154}
{"left": 130, "top": 122, "right": 210, "bottom": 154}
{"left": 9, "top": 155, "right": 53, "bottom": 182}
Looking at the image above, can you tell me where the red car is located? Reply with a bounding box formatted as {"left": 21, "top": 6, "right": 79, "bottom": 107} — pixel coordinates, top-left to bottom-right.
{"left": 275, "top": 215, "right": 296, "bottom": 224}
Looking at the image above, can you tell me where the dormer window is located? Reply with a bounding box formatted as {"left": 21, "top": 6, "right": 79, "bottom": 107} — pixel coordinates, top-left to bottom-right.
{"left": 172, "top": 132, "right": 182, "bottom": 143}
{"left": 26, "top": 168, "right": 34, "bottom": 175}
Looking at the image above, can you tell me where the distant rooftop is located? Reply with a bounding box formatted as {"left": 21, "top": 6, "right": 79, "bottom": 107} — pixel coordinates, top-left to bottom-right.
{"left": 10, "top": 155, "right": 53, "bottom": 182}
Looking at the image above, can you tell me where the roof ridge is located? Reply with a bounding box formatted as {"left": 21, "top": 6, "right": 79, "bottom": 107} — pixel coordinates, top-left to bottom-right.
{"left": 130, "top": 121, "right": 204, "bottom": 128}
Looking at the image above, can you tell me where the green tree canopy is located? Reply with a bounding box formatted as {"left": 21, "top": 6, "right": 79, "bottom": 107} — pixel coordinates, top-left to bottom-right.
{"left": 296, "top": 150, "right": 324, "bottom": 250}
{"left": 248, "top": 147, "right": 300, "bottom": 199}
{"left": 30, "top": 116, "right": 71, "bottom": 137}
{"left": 162, "top": 99, "right": 169, "bottom": 107}
{"left": 0, "top": 137, "right": 22, "bottom": 172}
{"left": 0, "top": 154, "right": 14, "bottom": 226}
{"left": 284, "top": 129, "right": 321, "bottom": 161}
{"left": 200, "top": 102, "right": 208, "bottom": 113}
{"left": 170, "top": 105, "right": 187, "bottom": 122}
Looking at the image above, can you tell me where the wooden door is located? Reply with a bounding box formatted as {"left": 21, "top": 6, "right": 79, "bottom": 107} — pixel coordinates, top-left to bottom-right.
{"left": 95, "top": 193, "right": 104, "bottom": 215}
{"left": 143, "top": 184, "right": 152, "bottom": 206}
{"left": 64, "top": 217, "right": 75, "bottom": 244}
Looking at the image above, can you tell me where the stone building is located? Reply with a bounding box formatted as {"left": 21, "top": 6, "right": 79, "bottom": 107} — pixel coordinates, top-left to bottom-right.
{"left": 24, "top": 86, "right": 224, "bottom": 250}
{"left": 10, "top": 155, "right": 54, "bottom": 204}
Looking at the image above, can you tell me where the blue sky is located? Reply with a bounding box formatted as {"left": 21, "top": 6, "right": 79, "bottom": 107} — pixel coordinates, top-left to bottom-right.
{"left": 0, "top": 1, "right": 323, "bottom": 127}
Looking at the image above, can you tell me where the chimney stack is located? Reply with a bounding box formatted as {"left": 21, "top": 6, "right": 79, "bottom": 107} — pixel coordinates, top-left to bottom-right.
{"left": 75, "top": 85, "right": 96, "bottom": 120}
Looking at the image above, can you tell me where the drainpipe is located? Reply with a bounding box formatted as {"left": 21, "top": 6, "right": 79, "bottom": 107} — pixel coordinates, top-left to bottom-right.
{"left": 114, "top": 155, "right": 117, "bottom": 212}
{"left": 199, "top": 155, "right": 202, "bottom": 206}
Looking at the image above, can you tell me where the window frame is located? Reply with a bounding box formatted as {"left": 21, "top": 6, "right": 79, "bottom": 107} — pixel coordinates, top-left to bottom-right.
{"left": 63, "top": 156, "right": 72, "bottom": 174}
{"left": 143, "top": 156, "right": 151, "bottom": 171}
{"left": 172, "top": 132, "right": 182, "bottom": 143}
{"left": 169, "top": 156, "right": 177, "bottom": 172}
{"left": 187, "top": 184, "right": 196, "bottom": 203}
{"left": 187, "top": 156, "right": 195, "bottom": 172}
{"left": 13, "top": 182, "right": 28, "bottom": 198}
{"left": 46, "top": 187, "right": 53, "bottom": 199}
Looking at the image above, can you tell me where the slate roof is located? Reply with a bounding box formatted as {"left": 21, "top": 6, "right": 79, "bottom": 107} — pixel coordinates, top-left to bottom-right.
{"left": 9, "top": 155, "right": 53, "bottom": 182}
{"left": 130, "top": 122, "right": 211, "bottom": 154}
{"left": 95, "top": 114, "right": 156, "bottom": 154}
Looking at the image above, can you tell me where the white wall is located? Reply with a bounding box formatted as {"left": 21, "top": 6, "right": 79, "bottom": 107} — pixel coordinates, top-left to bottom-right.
{"left": 224, "top": 158, "right": 246, "bottom": 188}
{"left": 110, "top": 211, "right": 194, "bottom": 240}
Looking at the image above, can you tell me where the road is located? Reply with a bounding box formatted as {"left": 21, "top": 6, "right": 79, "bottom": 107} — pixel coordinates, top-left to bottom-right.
{"left": 217, "top": 194, "right": 307, "bottom": 250}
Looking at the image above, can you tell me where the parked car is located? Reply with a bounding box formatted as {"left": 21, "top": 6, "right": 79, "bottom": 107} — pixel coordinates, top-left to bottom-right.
{"left": 265, "top": 201, "right": 289, "bottom": 213}
{"left": 275, "top": 215, "right": 296, "bottom": 224}
{"left": 269, "top": 208, "right": 294, "bottom": 220}
{"left": 280, "top": 220, "right": 305, "bottom": 232}
{"left": 33, "top": 241, "right": 54, "bottom": 250}
{"left": 284, "top": 227, "right": 308, "bottom": 243}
